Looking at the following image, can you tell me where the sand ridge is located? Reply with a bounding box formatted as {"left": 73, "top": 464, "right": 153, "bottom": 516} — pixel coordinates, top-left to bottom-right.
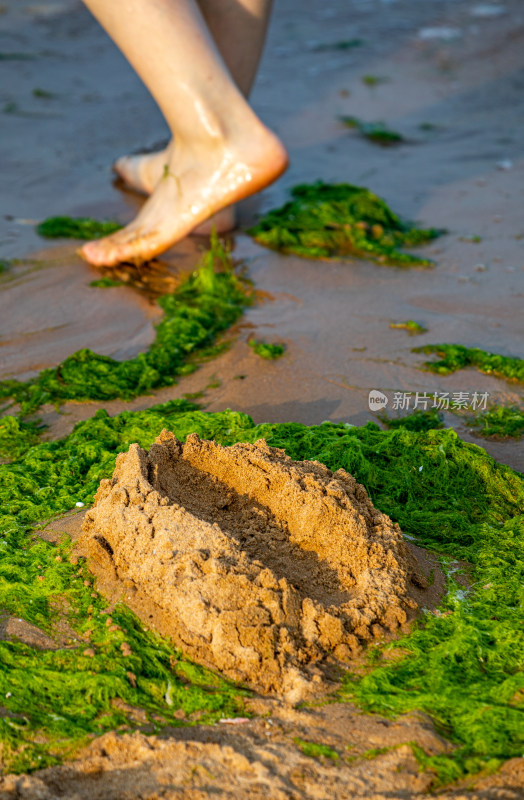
{"left": 2, "top": 702, "right": 522, "bottom": 800}
{"left": 80, "top": 431, "right": 427, "bottom": 699}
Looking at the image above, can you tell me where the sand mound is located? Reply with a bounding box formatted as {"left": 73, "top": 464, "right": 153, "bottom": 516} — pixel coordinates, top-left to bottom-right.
{"left": 80, "top": 432, "right": 426, "bottom": 698}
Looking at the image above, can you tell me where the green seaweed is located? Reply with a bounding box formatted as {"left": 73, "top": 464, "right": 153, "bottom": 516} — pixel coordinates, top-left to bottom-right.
{"left": 0, "top": 235, "right": 251, "bottom": 415}
{"left": 36, "top": 217, "right": 122, "bottom": 240}
{"left": 409, "top": 741, "right": 499, "bottom": 787}
{"left": 458, "top": 235, "right": 482, "bottom": 243}
{"left": 89, "top": 277, "right": 125, "bottom": 288}
{"left": 206, "top": 378, "right": 221, "bottom": 390}
{"left": 390, "top": 320, "right": 427, "bottom": 335}
{"left": 377, "top": 409, "right": 443, "bottom": 432}
{"left": 0, "top": 569, "right": 244, "bottom": 772}
{"left": 414, "top": 344, "right": 524, "bottom": 383}
{"left": 362, "top": 75, "right": 388, "bottom": 87}
{"left": 0, "top": 400, "right": 253, "bottom": 771}
{"left": 294, "top": 738, "right": 339, "bottom": 760}
{"left": 361, "top": 746, "right": 390, "bottom": 759}
{"left": 312, "top": 39, "right": 363, "bottom": 52}
{"left": 0, "top": 416, "right": 43, "bottom": 461}
{"left": 240, "top": 424, "right": 524, "bottom": 782}
{"left": 248, "top": 182, "right": 443, "bottom": 267}
{"left": 465, "top": 404, "right": 524, "bottom": 439}
{"left": 1, "top": 403, "right": 523, "bottom": 776}
{"left": 248, "top": 340, "right": 286, "bottom": 360}
{"left": 32, "top": 88, "right": 56, "bottom": 99}
{"left": 340, "top": 116, "right": 404, "bottom": 146}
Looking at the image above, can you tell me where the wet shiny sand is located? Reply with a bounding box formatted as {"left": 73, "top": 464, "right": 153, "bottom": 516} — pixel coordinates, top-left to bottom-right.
{"left": 1, "top": 0, "right": 523, "bottom": 470}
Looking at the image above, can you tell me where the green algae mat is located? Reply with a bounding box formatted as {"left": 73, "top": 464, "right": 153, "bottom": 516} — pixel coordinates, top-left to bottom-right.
{"left": 390, "top": 320, "right": 427, "bottom": 335}
{"left": 248, "top": 182, "right": 443, "bottom": 266}
{"left": 415, "top": 344, "right": 524, "bottom": 384}
{"left": 0, "top": 235, "right": 251, "bottom": 418}
{"left": 0, "top": 401, "right": 523, "bottom": 780}
{"left": 339, "top": 116, "right": 404, "bottom": 146}
{"left": 1, "top": 212, "right": 521, "bottom": 782}
{"left": 465, "top": 404, "right": 524, "bottom": 439}
{"left": 36, "top": 217, "right": 122, "bottom": 240}
{"left": 380, "top": 405, "right": 524, "bottom": 441}
{"left": 248, "top": 339, "right": 286, "bottom": 360}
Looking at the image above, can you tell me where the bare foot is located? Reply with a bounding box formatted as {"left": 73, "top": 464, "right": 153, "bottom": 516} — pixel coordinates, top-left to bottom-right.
{"left": 81, "top": 125, "right": 287, "bottom": 267}
{"left": 114, "top": 143, "right": 237, "bottom": 235}
{"left": 114, "top": 146, "right": 171, "bottom": 196}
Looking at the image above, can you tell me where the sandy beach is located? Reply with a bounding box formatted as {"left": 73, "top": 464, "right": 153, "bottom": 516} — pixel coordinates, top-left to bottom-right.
{"left": 0, "top": 0, "right": 523, "bottom": 796}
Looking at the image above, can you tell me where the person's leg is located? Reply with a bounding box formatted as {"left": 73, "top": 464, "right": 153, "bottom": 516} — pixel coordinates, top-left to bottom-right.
{"left": 113, "top": 0, "right": 273, "bottom": 234}
{"left": 200, "top": 0, "right": 273, "bottom": 95}
{"left": 80, "top": 0, "right": 287, "bottom": 267}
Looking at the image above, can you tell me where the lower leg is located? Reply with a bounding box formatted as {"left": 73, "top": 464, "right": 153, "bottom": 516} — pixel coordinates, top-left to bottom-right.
{"left": 187, "top": 0, "right": 274, "bottom": 234}
{"left": 81, "top": 0, "right": 287, "bottom": 266}
{"left": 114, "top": 0, "right": 274, "bottom": 234}
{"left": 198, "top": 0, "right": 273, "bottom": 96}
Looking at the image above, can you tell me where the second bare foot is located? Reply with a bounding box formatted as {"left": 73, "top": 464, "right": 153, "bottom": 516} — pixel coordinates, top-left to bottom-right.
{"left": 114, "top": 144, "right": 237, "bottom": 235}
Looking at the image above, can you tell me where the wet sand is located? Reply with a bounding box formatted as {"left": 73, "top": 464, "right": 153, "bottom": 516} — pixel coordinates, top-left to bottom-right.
{"left": 1, "top": 0, "right": 523, "bottom": 471}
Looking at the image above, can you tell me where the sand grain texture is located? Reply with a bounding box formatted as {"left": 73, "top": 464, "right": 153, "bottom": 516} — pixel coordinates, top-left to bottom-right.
{"left": 80, "top": 432, "right": 425, "bottom": 698}
{"left": 1, "top": 703, "right": 522, "bottom": 800}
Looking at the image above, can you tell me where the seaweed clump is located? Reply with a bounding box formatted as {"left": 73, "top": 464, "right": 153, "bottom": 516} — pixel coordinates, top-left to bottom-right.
{"left": 361, "top": 75, "right": 388, "bottom": 87}
{"left": 390, "top": 320, "right": 427, "bottom": 335}
{"left": 36, "top": 217, "right": 122, "bottom": 240}
{"left": 414, "top": 344, "right": 524, "bottom": 384}
{"left": 466, "top": 404, "right": 524, "bottom": 439}
{"left": 340, "top": 116, "right": 404, "bottom": 146}
{"left": 89, "top": 277, "right": 125, "bottom": 288}
{"left": 311, "top": 39, "right": 363, "bottom": 52}
{"left": 248, "top": 182, "right": 443, "bottom": 266}
{"left": 0, "top": 235, "right": 251, "bottom": 414}
{"left": 0, "top": 415, "right": 43, "bottom": 461}
{"left": 377, "top": 409, "right": 443, "bottom": 432}
{"left": 379, "top": 405, "right": 524, "bottom": 440}
{"left": 248, "top": 340, "right": 286, "bottom": 359}
{"left": 294, "top": 738, "right": 339, "bottom": 761}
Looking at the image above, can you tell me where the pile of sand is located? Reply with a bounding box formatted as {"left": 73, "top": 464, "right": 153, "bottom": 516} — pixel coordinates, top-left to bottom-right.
{"left": 80, "top": 432, "right": 427, "bottom": 699}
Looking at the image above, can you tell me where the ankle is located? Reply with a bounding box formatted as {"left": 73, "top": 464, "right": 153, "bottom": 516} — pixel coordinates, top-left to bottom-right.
{"left": 172, "top": 95, "right": 270, "bottom": 159}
